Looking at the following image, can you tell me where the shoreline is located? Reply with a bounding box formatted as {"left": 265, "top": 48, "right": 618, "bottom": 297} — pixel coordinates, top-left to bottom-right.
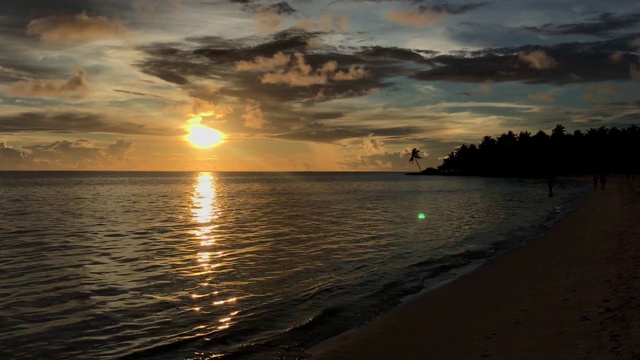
{"left": 309, "top": 176, "right": 640, "bottom": 359}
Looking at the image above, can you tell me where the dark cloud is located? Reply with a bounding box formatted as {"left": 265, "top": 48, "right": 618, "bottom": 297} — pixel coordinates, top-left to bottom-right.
{"left": 113, "top": 89, "right": 169, "bottom": 100}
{"left": 307, "top": 112, "right": 345, "bottom": 120}
{"left": 412, "top": 36, "right": 640, "bottom": 84}
{"left": 525, "top": 12, "right": 640, "bottom": 37}
{"left": 0, "top": 142, "right": 32, "bottom": 169}
{"left": 0, "top": 40, "right": 70, "bottom": 84}
{"left": 136, "top": 31, "right": 313, "bottom": 85}
{"left": 271, "top": 128, "right": 369, "bottom": 143}
{"left": 0, "top": 111, "right": 179, "bottom": 136}
{"left": 359, "top": 46, "right": 435, "bottom": 65}
{"left": 245, "top": 1, "right": 296, "bottom": 15}
{"left": 22, "top": 139, "right": 133, "bottom": 169}
{"left": 0, "top": 138, "right": 134, "bottom": 170}
{"left": 5, "top": 69, "right": 88, "bottom": 98}
{"left": 225, "top": 0, "right": 295, "bottom": 13}
{"left": 136, "top": 30, "right": 398, "bottom": 134}
{"left": 0, "top": 0, "right": 91, "bottom": 36}
{"left": 420, "top": 2, "right": 488, "bottom": 15}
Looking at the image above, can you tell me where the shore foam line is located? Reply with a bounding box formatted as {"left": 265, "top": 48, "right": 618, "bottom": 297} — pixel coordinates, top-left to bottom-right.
{"left": 309, "top": 177, "right": 640, "bottom": 359}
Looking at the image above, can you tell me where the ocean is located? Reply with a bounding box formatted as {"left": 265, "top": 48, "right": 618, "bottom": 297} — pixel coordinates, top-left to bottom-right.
{"left": 0, "top": 172, "right": 589, "bottom": 359}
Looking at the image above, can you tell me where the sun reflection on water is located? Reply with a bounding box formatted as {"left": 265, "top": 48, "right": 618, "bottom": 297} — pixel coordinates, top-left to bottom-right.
{"left": 192, "top": 173, "right": 218, "bottom": 224}
{"left": 189, "top": 172, "right": 239, "bottom": 334}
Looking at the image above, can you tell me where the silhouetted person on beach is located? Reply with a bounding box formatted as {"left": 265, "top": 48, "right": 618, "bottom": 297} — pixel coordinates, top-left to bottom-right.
{"left": 547, "top": 176, "right": 554, "bottom": 197}
{"left": 593, "top": 175, "right": 598, "bottom": 190}
{"left": 600, "top": 173, "right": 607, "bottom": 190}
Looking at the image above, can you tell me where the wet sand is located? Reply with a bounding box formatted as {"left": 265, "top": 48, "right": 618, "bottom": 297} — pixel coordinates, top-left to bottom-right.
{"left": 310, "top": 177, "right": 640, "bottom": 359}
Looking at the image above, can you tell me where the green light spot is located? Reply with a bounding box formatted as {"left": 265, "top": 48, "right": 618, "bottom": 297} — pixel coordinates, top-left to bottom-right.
{"left": 418, "top": 213, "right": 426, "bottom": 219}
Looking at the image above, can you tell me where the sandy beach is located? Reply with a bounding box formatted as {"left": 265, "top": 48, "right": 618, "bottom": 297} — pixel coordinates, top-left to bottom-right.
{"left": 310, "top": 177, "right": 640, "bottom": 359}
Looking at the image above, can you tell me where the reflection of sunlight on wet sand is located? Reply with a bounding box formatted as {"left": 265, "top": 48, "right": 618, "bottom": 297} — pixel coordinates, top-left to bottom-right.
{"left": 188, "top": 172, "right": 239, "bottom": 332}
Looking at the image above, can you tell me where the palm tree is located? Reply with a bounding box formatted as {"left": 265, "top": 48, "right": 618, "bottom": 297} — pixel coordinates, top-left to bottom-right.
{"left": 409, "top": 148, "right": 422, "bottom": 172}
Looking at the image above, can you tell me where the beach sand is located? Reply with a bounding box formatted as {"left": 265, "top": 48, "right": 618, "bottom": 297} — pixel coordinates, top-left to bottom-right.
{"left": 310, "top": 177, "right": 640, "bottom": 359}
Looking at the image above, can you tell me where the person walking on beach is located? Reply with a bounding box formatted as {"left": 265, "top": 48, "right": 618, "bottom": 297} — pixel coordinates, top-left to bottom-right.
{"left": 600, "top": 173, "right": 607, "bottom": 190}
{"left": 547, "top": 176, "right": 554, "bottom": 197}
{"left": 593, "top": 174, "right": 598, "bottom": 190}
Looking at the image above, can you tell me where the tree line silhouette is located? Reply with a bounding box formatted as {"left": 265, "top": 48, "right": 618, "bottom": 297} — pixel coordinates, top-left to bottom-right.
{"left": 423, "top": 124, "right": 640, "bottom": 177}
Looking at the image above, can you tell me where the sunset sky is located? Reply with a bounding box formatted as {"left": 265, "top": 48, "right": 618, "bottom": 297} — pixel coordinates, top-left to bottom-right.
{"left": 1, "top": 0, "right": 639, "bottom": 171}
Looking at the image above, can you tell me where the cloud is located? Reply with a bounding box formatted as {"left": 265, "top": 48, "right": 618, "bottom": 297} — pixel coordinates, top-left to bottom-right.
{"left": 0, "top": 111, "right": 178, "bottom": 136}
{"left": 260, "top": 54, "right": 328, "bottom": 86}
{"left": 0, "top": 142, "right": 31, "bottom": 169}
{"left": 0, "top": 139, "right": 135, "bottom": 170}
{"left": 340, "top": 142, "right": 421, "bottom": 170}
{"left": 113, "top": 89, "right": 168, "bottom": 100}
{"left": 241, "top": 1, "right": 296, "bottom": 15}
{"left": 362, "top": 136, "right": 385, "bottom": 154}
{"left": 582, "top": 84, "right": 625, "bottom": 102}
{"left": 609, "top": 51, "right": 624, "bottom": 64}
{"left": 386, "top": 2, "right": 486, "bottom": 28}
{"left": 237, "top": 52, "right": 369, "bottom": 86}
{"left": 253, "top": 10, "right": 284, "bottom": 35}
{"left": 528, "top": 92, "right": 556, "bottom": 103}
{"left": 0, "top": 65, "right": 32, "bottom": 81}
{"left": 242, "top": 99, "right": 268, "bottom": 129}
{"left": 106, "top": 139, "right": 135, "bottom": 160}
{"left": 518, "top": 50, "right": 558, "bottom": 70}
{"left": 524, "top": 12, "right": 640, "bottom": 37}
{"left": 359, "top": 46, "right": 435, "bottom": 65}
{"left": 413, "top": 37, "right": 637, "bottom": 84}
{"left": 21, "top": 139, "right": 134, "bottom": 169}
{"left": 428, "top": 2, "right": 487, "bottom": 15}
{"left": 5, "top": 69, "right": 88, "bottom": 98}
{"left": 272, "top": 128, "right": 369, "bottom": 143}
{"left": 26, "top": 13, "right": 128, "bottom": 44}
{"left": 333, "top": 65, "right": 369, "bottom": 81}
{"left": 387, "top": 7, "right": 445, "bottom": 28}
{"left": 296, "top": 14, "right": 349, "bottom": 32}
{"left": 234, "top": 52, "right": 291, "bottom": 72}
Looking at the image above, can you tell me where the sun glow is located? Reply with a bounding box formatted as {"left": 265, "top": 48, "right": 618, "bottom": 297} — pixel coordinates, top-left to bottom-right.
{"left": 187, "top": 125, "right": 224, "bottom": 148}
{"left": 185, "top": 115, "right": 224, "bottom": 148}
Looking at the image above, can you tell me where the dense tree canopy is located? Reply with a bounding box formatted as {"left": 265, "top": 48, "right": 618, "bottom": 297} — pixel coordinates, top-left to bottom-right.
{"left": 431, "top": 124, "right": 640, "bottom": 177}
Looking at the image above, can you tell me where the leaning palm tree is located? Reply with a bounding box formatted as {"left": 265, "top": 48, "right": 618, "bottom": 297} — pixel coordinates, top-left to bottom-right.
{"left": 408, "top": 148, "right": 422, "bottom": 172}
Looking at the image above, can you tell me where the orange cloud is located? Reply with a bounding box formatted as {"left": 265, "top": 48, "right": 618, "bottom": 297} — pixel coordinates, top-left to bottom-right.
{"left": 27, "top": 13, "right": 127, "bottom": 44}
{"left": 333, "top": 65, "right": 369, "bottom": 81}
{"left": 234, "top": 52, "right": 291, "bottom": 72}
{"left": 5, "top": 69, "right": 88, "bottom": 98}
{"left": 260, "top": 53, "right": 328, "bottom": 86}
{"left": 518, "top": 50, "right": 558, "bottom": 70}
{"left": 386, "top": 7, "right": 444, "bottom": 28}
{"left": 609, "top": 51, "right": 624, "bottom": 64}
{"left": 237, "top": 53, "right": 369, "bottom": 87}
{"left": 242, "top": 99, "right": 268, "bottom": 129}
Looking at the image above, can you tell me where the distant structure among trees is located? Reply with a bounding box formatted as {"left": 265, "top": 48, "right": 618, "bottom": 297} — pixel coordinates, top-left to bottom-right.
{"left": 427, "top": 124, "right": 640, "bottom": 177}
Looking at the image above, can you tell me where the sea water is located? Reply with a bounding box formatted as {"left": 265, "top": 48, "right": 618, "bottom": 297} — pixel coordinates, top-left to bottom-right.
{"left": 0, "top": 172, "right": 589, "bottom": 359}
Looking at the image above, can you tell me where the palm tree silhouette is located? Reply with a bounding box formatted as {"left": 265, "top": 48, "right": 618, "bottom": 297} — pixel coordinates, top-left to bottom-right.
{"left": 409, "top": 148, "right": 423, "bottom": 172}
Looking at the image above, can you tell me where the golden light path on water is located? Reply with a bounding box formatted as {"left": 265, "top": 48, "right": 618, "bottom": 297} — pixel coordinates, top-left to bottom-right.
{"left": 189, "top": 172, "right": 238, "bottom": 334}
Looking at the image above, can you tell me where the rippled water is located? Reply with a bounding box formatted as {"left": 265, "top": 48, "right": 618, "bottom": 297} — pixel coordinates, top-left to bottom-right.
{"left": 0, "top": 172, "right": 588, "bottom": 359}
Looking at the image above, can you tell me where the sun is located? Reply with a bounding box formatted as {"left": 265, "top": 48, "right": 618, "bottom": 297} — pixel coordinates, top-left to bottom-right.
{"left": 187, "top": 125, "right": 224, "bottom": 148}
